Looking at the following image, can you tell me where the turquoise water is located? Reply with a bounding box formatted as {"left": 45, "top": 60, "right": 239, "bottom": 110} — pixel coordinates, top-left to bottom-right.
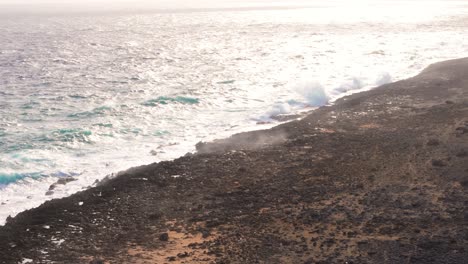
{"left": 35, "top": 129, "right": 93, "bottom": 144}
{"left": 142, "top": 96, "right": 200, "bottom": 106}
{"left": 68, "top": 106, "right": 115, "bottom": 118}
{"left": 0, "top": 172, "right": 43, "bottom": 185}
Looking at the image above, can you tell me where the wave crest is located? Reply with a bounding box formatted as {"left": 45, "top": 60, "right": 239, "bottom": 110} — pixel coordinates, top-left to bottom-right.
{"left": 142, "top": 96, "right": 200, "bottom": 106}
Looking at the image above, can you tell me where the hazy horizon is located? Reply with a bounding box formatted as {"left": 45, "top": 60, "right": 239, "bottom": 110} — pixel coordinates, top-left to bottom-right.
{"left": 0, "top": 0, "right": 319, "bottom": 14}
{"left": 1, "top": 0, "right": 463, "bottom": 15}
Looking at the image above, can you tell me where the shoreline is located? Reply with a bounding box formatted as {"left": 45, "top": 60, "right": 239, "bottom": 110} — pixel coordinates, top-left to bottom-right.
{"left": 1, "top": 58, "right": 467, "bottom": 263}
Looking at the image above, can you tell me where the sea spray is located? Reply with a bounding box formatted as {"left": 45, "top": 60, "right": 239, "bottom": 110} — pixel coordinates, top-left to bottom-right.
{"left": 375, "top": 72, "right": 392, "bottom": 86}
{"left": 295, "top": 81, "right": 329, "bottom": 106}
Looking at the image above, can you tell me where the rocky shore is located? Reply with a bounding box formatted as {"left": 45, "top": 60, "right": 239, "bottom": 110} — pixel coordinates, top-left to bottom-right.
{"left": 1, "top": 58, "right": 467, "bottom": 264}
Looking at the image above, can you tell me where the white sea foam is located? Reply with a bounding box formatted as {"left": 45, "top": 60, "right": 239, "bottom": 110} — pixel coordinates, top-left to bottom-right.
{"left": 267, "top": 103, "right": 292, "bottom": 117}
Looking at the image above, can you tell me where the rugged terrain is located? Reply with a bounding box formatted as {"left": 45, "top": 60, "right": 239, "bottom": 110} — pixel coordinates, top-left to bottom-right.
{"left": 0, "top": 58, "right": 467, "bottom": 263}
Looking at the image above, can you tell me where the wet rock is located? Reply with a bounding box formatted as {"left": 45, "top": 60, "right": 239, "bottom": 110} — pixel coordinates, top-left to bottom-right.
{"left": 56, "top": 177, "right": 77, "bottom": 185}
{"left": 257, "top": 121, "right": 272, "bottom": 125}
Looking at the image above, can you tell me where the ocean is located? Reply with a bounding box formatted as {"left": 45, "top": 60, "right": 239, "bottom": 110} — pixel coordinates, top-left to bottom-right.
{"left": 1, "top": 1, "right": 468, "bottom": 225}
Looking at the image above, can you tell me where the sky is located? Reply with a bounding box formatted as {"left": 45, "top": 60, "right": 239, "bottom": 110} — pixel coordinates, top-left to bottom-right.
{"left": 0, "top": 0, "right": 309, "bottom": 8}
{"left": 0, "top": 0, "right": 306, "bottom": 13}
{"left": 0, "top": 0, "right": 463, "bottom": 14}
{"left": 0, "top": 0, "right": 341, "bottom": 14}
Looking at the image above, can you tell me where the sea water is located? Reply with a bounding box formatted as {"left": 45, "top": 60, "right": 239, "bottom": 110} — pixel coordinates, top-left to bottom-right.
{"left": 1, "top": 1, "right": 468, "bottom": 225}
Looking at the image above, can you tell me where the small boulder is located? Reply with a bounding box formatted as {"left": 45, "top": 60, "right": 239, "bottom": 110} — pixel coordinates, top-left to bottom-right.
{"left": 456, "top": 149, "right": 467, "bottom": 158}
{"left": 431, "top": 159, "right": 446, "bottom": 167}
{"left": 56, "top": 177, "right": 77, "bottom": 185}
{"left": 455, "top": 126, "right": 468, "bottom": 135}
{"left": 427, "top": 139, "right": 440, "bottom": 146}
{"left": 177, "top": 252, "right": 189, "bottom": 258}
{"left": 159, "top": 233, "right": 169, "bottom": 242}
{"left": 89, "top": 259, "right": 104, "bottom": 264}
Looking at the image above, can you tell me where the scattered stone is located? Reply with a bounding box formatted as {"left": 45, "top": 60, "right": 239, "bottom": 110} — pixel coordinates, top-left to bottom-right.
{"left": 45, "top": 191, "right": 54, "bottom": 196}
{"left": 148, "top": 212, "right": 163, "bottom": 220}
{"left": 431, "top": 159, "right": 447, "bottom": 167}
{"left": 159, "top": 233, "right": 169, "bottom": 242}
{"left": 201, "top": 229, "right": 211, "bottom": 238}
{"left": 445, "top": 100, "right": 454, "bottom": 104}
{"left": 460, "top": 180, "right": 468, "bottom": 188}
{"left": 167, "top": 256, "right": 177, "bottom": 261}
{"left": 177, "top": 252, "right": 189, "bottom": 258}
{"left": 456, "top": 149, "right": 467, "bottom": 158}
{"left": 89, "top": 259, "right": 104, "bottom": 264}
{"left": 427, "top": 139, "right": 440, "bottom": 146}
{"left": 455, "top": 126, "right": 468, "bottom": 135}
